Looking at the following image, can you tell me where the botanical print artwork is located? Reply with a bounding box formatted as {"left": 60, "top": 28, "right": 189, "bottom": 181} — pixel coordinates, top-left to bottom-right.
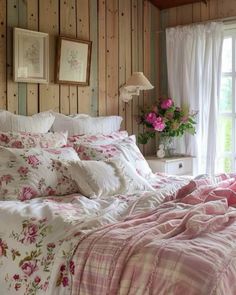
{"left": 14, "top": 28, "right": 49, "bottom": 83}
{"left": 20, "top": 36, "right": 44, "bottom": 78}
{"left": 57, "top": 38, "right": 91, "bottom": 85}
{"left": 67, "top": 50, "right": 83, "bottom": 73}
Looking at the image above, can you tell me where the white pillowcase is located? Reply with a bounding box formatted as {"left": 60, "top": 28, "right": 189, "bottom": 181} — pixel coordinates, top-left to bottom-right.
{"left": 0, "top": 110, "right": 55, "bottom": 133}
{"left": 51, "top": 112, "right": 123, "bottom": 136}
{"left": 66, "top": 157, "right": 154, "bottom": 198}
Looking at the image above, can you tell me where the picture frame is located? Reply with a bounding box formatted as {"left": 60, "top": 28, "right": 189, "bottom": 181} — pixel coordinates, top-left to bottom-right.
{"left": 56, "top": 36, "right": 92, "bottom": 86}
{"left": 13, "top": 28, "right": 49, "bottom": 84}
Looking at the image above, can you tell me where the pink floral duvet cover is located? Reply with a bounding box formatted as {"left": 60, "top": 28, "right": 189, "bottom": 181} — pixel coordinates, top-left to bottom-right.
{"left": 1, "top": 174, "right": 236, "bottom": 295}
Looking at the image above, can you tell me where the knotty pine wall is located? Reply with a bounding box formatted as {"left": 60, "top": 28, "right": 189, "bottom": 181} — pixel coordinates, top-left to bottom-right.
{"left": 0, "top": 0, "right": 160, "bottom": 153}
{"left": 160, "top": 0, "right": 236, "bottom": 95}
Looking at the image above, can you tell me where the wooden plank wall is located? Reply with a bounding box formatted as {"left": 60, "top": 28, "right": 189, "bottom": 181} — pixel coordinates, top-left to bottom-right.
{"left": 160, "top": 0, "right": 236, "bottom": 95}
{"left": 0, "top": 0, "right": 160, "bottom": 155}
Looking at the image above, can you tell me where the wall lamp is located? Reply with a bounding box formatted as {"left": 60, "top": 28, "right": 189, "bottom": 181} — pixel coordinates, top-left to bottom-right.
{"left": 120, "top": 72, "right": 154, "bottom": 102}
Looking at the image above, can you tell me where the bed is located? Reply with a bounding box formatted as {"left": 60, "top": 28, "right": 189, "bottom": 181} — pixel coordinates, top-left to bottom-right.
{"left": 1, "top": 111, "right": 236, "bottom": 295}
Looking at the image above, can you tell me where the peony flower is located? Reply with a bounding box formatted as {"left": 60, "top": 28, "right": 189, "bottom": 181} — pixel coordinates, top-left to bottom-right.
{"left": 161, "top": 98, "right": 173, "bottom": 110}
{"left": 13, "top": 274, "right": 20, "bottom": 280}
{"left": 145, "top": 112, "right": 157, "bottom": 124}
{"left": 21, "top": 260, "right": 38, "bottom": 276}
{"left": 17, "top": 166, "right": 29, "bottom": 177}
{"left": 62, "top": 276, "right": 69, "bottom": 287}
{"left": 11, "top": 141, "right": 23, "bottom": 148}
{"left": 0, "top": 174, "right": 13, "bottom": 184}
{"left": 21, "top": 223, "right": 38, "bottom": 244}
{"left": 153, "top": 117, "right": 165, "bottom": 131}
{"left": 34, "top": 276, "right": 41, "bottom": 284}
{"left": 27, "top": 155, "right": 40, "bottom": 168}
{"left": 18, "top": 186, "right": 38, "bottom": 201}
{"left": 0, "top": 134, "right": 9, "bottom": 143}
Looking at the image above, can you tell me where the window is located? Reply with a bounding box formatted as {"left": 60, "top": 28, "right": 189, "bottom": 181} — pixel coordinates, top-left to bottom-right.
{"left": 218, "top": 29, "right": 236, "bottom": 173}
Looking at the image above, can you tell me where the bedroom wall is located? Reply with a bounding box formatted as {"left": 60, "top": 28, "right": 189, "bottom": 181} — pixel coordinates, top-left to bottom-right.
{"left": 0, "top": 0, "right": 160, "bottom": 145}
{"left": 160, "top": 0, "right": 236, "bottom": 95}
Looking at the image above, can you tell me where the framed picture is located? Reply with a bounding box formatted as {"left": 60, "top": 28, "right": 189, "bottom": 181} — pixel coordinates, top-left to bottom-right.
{"left": 14, "top": 28, "right": 49, "bottom": 84}
{"left": 56, "top": 37, "right": 92, "bottom": 86}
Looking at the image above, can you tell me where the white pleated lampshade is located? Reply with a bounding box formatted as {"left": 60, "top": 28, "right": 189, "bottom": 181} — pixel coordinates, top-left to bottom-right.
{"left": 125, "top": 72, "right": 154, "bottom": 91}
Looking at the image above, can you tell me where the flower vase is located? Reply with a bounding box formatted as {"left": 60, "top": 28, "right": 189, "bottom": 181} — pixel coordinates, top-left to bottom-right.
{"left": 157, "top": 136, "right": 175, "bottom": 158}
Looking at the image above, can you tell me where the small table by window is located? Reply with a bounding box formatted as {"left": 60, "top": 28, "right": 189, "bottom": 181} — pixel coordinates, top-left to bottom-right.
{"left": 145, "top": 156, "right": 193, "bottom": 176}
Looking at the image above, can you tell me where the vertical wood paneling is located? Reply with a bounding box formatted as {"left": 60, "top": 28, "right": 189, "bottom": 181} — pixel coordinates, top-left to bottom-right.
{"left": 18, "top": 0, "right": 27, "bottom": 115}
{"left": 39, "top": 0, "right": 59, "bottom": 112}
{"left": 7, "top": 0, "right": 18, "bottom": 114}
{"left": 60, "top": 0, "right": 77, "bottom": 115}
{"left": 90, "top": 0, "right": 98, "bottom": 116}
{"left": 124, "top": 0, "right": 132, "bottom": 134}
{"left": 106, "top": 0, "right": 119, "bottom": 116}
{"left": 27, "top": 0, "right": 39, "bottom": 115}
{"left": 76, "top": 0, "right": 90, "bottom": 114}
{"left": 98, "top": 0, "right": 107, "bottom": 116}
{"left": 137, "top": 0, "right": 144, "bottom": 153}
{"left": 131, "top": 0, "right": 139, "bottom": 136}
{"left": 118, "top": 0, "right": 126, "bottom": 129}
{"left": 144, "top": 0, "right": 155, "bottom": 155}
{"left": 0, "top": 0, "right": 6, "bottom": 109}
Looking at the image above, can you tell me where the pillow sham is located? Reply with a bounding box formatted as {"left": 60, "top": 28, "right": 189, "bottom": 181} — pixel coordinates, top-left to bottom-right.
{"left": 0, "top": 131, "right": 68, "bottom": 149}
{"left": 51, "top": 112, "right": 123, "bottom": 136}
{"left": 0, "top": 110, "right": 55, "bottom": 133}
{"left": 74, "top": 136, "right": 153, "bottom": 179}
{"left": 67, "top": 131, "right": 129, "bottom": 146}
{"left": 0, "top": 147, "right": 79, "bottom": 201}
{"left": 66, "top": 158, "right": 154, "bottom": 198}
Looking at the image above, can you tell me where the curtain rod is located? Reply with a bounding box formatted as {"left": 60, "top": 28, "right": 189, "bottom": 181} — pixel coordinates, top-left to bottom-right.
{"left": 156, "top": 15, "right": 236, "bottom": 34}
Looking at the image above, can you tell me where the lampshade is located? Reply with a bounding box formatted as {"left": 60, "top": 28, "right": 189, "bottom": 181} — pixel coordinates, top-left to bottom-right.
{"left": 119, "top": 72, "right": 154, "bottom": 102}
{"left": 125, "top": 72, "right": 154, "bottom": 91}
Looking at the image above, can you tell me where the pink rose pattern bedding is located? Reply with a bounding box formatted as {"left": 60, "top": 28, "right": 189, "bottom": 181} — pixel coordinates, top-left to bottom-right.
{"left": 0, "top": 174, "right": 188, "bottom": 295}
{"left": 0, "top": 147, "right": 79, "bottom": 201}
{"left": 0, "top": 131, "right": 68, "bottom": 149}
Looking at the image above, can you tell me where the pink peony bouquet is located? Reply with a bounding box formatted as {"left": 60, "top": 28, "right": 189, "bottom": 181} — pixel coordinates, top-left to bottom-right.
{"left": 137, "top": 97, "right": 197, "bottom": 144}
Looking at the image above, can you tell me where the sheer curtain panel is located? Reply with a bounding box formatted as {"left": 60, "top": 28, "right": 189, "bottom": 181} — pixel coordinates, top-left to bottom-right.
{"left": 166, "top": 22, "right": 224, "bottom": 175}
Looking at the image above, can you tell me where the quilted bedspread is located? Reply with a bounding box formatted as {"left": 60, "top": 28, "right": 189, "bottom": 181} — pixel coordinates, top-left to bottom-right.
{"left": 1, "top": 174, "right": 236, "bottom": 294}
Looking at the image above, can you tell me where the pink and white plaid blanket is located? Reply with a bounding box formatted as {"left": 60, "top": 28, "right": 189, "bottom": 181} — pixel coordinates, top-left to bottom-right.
{"left": 71, "top": 175, "right": 236, "bottom": 295}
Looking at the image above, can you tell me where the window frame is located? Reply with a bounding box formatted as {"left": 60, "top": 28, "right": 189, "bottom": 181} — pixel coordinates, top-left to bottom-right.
{"left": 219, "top": 27, "right": 236, "bottom": 172}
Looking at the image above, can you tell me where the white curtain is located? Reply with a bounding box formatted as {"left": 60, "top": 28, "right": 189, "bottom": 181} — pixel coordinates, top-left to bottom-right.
{"left": 166, "top": 22, "right": 224, "bottom": 175}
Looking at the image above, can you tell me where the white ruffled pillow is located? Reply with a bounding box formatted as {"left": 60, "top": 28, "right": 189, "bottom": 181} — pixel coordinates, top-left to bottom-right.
{"left": 0, "top": 131, "right": 68, "bottom": 148}
{"left": 0, "top": 110, "right": 55, "bottom": 133}
{"left": 0, "top": 147, "right": 79, "bottom": 201}
{"left": 75, "top": 136, "right": 153, "bottom": 179}
{"left": 66, "top": 157, "right": 154, "bottom": 198}
{"left": 51, "top": 112, "right": 123, "bottom": 136}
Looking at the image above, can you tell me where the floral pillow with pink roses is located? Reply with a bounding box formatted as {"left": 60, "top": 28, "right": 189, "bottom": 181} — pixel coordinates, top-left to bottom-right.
{"left": 0, "top": 147, "right": 79, "bottom": 201}
{"left": 67, "top": 130, "right": 128, "bottom": 146}
{"left": 0, "top": 131, "right": 68, "bottom": 149}
{"left": 74, "top": 136, "right": 153, "bottom": 179}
